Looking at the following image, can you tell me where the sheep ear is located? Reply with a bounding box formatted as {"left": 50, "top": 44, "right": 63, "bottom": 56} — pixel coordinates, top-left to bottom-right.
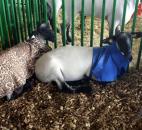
{"left": 115, "top": 26, "right": 121, "bottom": 36}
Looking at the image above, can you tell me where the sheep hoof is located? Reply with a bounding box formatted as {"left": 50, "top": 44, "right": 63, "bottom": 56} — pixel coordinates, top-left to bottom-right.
{"left": 61, "top": 87, "right": 75, "bottom": 93}
{"left": 6, "top": 91, "right": 13, "bottom": 101}
{"left": 61, "top": 24, "right": 72, "bottom": 43}
{"left": 6, "top": 89, "right": 22, "bottom": 101}
{"left": 61, "top": 82, "right": 76, "bottom": 93}
{"left": 14, "top": 86, "right": 24, "bottom": 95}
{"left": 75, "top": 86, "right": 93, "bottom": 94}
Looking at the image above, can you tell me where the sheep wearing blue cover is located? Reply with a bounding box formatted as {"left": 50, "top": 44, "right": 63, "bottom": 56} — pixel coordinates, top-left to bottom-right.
{"left": 35, "top": 32, "right": 142, "bottom": 93}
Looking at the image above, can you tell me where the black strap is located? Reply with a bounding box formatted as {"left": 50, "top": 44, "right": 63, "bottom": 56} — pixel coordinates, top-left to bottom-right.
{"left": 131, "top": 32, "right": 142, "bottom": 38}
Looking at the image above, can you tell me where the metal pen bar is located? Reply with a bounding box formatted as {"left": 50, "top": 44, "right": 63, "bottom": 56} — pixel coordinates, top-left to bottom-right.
{"left": 5, "top": 0, "right": 12, "bottom": 46}
{"left": 53, "top": 0, "right": 57, "bottom": 48}
{"left": 121, "top": 0, "right": 127, "bottom": 31}
{"left": 71, "top": 0, "right": 75, "bottom": 46}
{"left": 100, "top": 0, "right": 106, "bottom": 47}
{"left": 10, "top": 0, "right": 19, "bottom": 43}
{"left": 19, "top": 0, "right": 25, "bottom": 41}
{"left": 0, "top": 14, "right": 4, "bottom": 49}
{"left": 110, "top": 0, "right": 117, "bottom": 36}
{"left": 81, "top": 0, "right": 85, "bottom": 46}
{"left": 62, "top": 0, "right": 66, "bottom": 46}
{"left": 0, "top": 0, "right": 10, "bottom": 48}
{"left": 90, "top": 0, "right": 95, "bottom": 47}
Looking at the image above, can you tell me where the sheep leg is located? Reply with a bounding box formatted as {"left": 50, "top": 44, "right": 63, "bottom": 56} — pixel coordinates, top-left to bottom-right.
{"left": 63, "top": 82, "right": 76, "bottom": 92}
{"left": 7, "top": 86, "right": 24, "bottom": 100}
{"left": 54, "top": 78, "right": 93, "bottom": 94}
{"left": 14, "top": 86, "right": 24, "bottom": 95}
{"left": 66, "top": 24, "right": 72, "bottom": 43}
{"left": 61, "top": 23, "right": 72, "bottom": 43}
{"left": 9, "top": 76, "right": 34, "bottom": 100}
{"left": 53, "top": 72, "right": 75, "bottom": 92}
{"left": 53, "top": 69, "right": 92, "bottom": 94}
{"left": 23, "top": 76, "right": 35, "bottom": 92}
{"left": 54, "top": 78, "right": 75, "bottom": 92}
{"left": 9, "top": 82, "right": 32, "bottom": 100}
{"left": 54, "top": 78, "right": 63, "bottom": 90}
{"left": 61, "top": 81, "right": 93, "bottom": 94}
{"left": 73, "top": 85, "right": 93, "bottom": 94}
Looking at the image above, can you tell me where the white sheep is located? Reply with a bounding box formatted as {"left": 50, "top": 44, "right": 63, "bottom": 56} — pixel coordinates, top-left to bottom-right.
{"left": 0, "top": 23, "right": 55, "bottom": 100}
{"left": 63, "top": 0, "right": 138, "bottom": 42}
{"left": 46, "top": 0, "right": 139, "bottom": 42}
{"left": 35, "top": 32, "right": 141, "bottom": 93}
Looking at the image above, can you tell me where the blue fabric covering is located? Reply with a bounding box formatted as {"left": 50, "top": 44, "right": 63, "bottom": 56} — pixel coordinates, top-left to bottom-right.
{"left": 90, "top": 43, "right": 130, "bottom": 82}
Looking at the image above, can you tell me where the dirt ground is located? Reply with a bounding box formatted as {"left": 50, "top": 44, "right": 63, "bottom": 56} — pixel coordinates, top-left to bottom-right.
{"left": 0, "top": 69, "right": 141, "bottom": 130}
{"left": 0, "top": 11, "right": 142, "bottom": 130}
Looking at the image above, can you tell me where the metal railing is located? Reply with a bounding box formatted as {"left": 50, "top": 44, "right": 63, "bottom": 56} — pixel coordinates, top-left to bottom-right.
{"left": 0, "top": 0, "right": 141, "bottom": 69}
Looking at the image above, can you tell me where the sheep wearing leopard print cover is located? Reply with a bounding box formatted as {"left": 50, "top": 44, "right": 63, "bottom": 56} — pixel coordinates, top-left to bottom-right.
{"left": 0, "top": 23, "right": 54, "bottom": 100}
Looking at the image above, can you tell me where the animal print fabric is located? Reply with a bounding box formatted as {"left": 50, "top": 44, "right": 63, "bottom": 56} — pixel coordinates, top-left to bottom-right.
{"left": 0, "top": 37, "right": 51, "bottom": 98}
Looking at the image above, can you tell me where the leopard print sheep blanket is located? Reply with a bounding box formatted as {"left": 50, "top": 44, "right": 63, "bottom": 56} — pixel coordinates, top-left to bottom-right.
{"left": 0, "top": 37, "right": 51, "bottom": 99}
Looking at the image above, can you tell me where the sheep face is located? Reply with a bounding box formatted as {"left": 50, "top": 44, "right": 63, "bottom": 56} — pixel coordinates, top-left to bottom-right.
{"left": 31, "top": 22, "right": 55, "bottom": 43}
{"left": 37, "top": 23, "right": 55, "bottom": 42}
{"left": 116, "top": 32, "right": 132, "bottom": 61}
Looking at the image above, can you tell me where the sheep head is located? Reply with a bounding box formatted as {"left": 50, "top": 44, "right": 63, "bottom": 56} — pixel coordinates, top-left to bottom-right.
{"left": 115, "top": 32, "right": 132, "bottom": 61}
{"left": 31, "top": 22, "right": 55, "bottom": 42}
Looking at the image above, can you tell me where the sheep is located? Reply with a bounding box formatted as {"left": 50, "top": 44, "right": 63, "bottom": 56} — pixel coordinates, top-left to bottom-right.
{"left": 0, "top": 22, "right": 55, "bottom": 100}
{"left": 62, "top": 0, "right": 138, "bottom": 42}
{"left": 35, "top": 31, "right": 142, "bottom": 93}
{"left": 46, "top": 0, "right": 62, "bottom": 32}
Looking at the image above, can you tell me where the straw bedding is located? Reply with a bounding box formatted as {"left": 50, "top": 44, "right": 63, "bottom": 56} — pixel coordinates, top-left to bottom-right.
{"left": 0, "top": 13, "right": 141, "bottom": 130}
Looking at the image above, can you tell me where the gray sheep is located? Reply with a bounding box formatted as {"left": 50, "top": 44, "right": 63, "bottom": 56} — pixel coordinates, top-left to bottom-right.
{"left": 0, "top": 23, "right": 54, "bottom": 100}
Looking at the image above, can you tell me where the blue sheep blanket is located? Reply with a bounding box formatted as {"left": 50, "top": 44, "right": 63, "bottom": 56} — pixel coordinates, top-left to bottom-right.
{"left": 90, "top": 43, "right": 130, "bottom": 82}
